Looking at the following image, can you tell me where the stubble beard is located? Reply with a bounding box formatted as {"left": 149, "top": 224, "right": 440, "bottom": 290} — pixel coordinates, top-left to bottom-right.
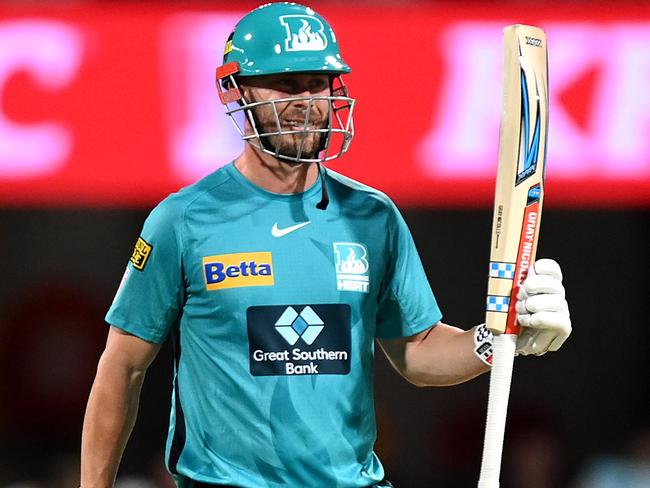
{"left": 251, "top": 105, "right": 328, "bottom": 162}
{"left": 267, "top": 129, "right": 326, "bottom": 162}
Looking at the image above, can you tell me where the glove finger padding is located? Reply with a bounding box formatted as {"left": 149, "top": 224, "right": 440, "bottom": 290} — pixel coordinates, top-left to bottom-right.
{"left": 530, "top": 258, "right": 563, "bottom": 281}
{"left": 516, "top": 294, "right": 569, "bottom": 314}
{"left": 516, "top": 329, "right": 563, "bottom": 356}
{"left": 518, "top": 274, "right": 565, "bottom": 299}
{"left": 515, "top": 311, "right": 571, "bottom": 355}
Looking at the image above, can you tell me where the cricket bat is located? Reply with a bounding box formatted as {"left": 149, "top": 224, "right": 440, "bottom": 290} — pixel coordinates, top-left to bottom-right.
{"left": 477, "top": 24, "right": 549, "bottom": 488}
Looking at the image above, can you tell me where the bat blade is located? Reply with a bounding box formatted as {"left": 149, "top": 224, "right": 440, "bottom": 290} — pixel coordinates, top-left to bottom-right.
{"left": 486, "top": 24, "right": 549, "bottom": 336}
{"left": 478, "top": 25, "right": 549, "bottom": 488}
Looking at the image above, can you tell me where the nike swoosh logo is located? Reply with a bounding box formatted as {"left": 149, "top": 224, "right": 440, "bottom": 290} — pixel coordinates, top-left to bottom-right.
{"left": 272, "top": 221, "right": 311, "bottom": 238}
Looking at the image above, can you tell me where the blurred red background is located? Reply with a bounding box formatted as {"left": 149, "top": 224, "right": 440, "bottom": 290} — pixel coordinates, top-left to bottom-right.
{"left": 1, "top": 2, "right": 650, "bottom": 207}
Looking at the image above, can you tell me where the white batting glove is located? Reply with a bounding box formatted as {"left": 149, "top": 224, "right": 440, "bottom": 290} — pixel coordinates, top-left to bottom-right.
{"left": 515, "top": 258, "right": 571, "bottom": 356}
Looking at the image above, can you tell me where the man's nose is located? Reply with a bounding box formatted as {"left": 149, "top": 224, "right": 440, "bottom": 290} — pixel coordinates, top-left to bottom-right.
{"left": 289, "top": 92, "right": 313, "bottom": 112}
{"left": 291, "top": 87, "right": 312, "bottom": 101}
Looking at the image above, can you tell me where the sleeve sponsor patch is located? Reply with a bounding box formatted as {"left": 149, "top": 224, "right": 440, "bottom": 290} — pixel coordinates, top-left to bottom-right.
{"left": 130, "top": 236, "right": 153, "bottom": 271}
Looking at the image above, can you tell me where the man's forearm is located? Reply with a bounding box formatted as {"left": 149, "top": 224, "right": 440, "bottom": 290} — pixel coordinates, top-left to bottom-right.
{"left": 81, "top": 353, "right": 146, "bottom": 488}
{"left": 380, "top": 323, "right": 490, "bottom": 387}
{"left": 409, "top": 324, "right": 490, "bottom": 386}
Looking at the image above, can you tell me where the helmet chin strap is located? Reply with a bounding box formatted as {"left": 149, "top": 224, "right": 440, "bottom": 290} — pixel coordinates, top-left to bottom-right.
{"left": 316, "top": 162, "right": 329, "bottom": 210}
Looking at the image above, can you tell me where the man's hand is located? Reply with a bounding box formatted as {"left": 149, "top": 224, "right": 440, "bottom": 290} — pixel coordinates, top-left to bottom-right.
{"left": 515, "top": 258, "right": 571, "bottom": 355}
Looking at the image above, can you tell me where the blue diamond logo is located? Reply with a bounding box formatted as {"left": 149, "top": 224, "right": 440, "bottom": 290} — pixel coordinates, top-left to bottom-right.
{"left": 275, "top": 306, "right": 325, "bottom": 345}
{"left": 291, "top": 316, "right": 309, "bottom": 335}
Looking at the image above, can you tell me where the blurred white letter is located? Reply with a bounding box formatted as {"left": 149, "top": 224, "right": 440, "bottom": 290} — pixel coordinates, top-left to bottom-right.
{"left": 0, "top": 20, "right": 82, "bottom": 178}
{"left": 160, "top": 13, "right": 244, "bottom": 181}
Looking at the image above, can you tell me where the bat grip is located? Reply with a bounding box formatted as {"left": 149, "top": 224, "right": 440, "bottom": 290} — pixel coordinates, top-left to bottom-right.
{"left": 477, "top": 333, "right": 517, "bottom": 488}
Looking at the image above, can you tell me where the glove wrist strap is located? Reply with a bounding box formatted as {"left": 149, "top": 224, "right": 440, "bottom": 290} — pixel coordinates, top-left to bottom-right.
{"left": 473, "top": 323, "right": 494, "bottom": 366}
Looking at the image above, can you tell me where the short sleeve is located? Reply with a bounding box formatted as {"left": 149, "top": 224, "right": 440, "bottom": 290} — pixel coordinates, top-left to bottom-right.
{"left": 105, "top": 199, "right": 185, "bottom": 343}
{"left": 375, "top": 204, "right": 442, "bottom": 339}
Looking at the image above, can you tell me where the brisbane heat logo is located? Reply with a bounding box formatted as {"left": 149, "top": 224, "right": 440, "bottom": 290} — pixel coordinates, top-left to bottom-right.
{"left": 279, "top": 15, "right": 328, "bottom": 52}
{"left": 203, "top": 252, "right": 274, "bottom": 290}
{"left": 333, "top": 242, "right": 369, "bottom": 293}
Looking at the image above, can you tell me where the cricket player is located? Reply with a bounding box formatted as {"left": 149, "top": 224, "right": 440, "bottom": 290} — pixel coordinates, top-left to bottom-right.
{"left": 81, "top": 3, "right": 572, "bottom": 487}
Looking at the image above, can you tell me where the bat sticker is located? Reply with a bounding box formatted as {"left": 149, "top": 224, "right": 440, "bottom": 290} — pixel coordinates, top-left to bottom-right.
{"left": 526, "top": 184, "right": 542, "bottom": 205}
{"left": 516, "top": 68, "right": 542, "bottom": 185}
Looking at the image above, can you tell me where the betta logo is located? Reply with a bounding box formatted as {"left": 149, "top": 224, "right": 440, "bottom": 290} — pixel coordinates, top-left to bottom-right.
{"left": 279, "top": 15, "right": 328, "bottom": 52}
{"left": 203, "top": 252, "right": 274, "bottom": 290}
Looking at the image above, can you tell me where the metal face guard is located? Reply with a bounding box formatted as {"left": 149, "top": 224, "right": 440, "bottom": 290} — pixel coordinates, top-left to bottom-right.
{"left": 216, "top": 67, "right": 355, "bottom": 164}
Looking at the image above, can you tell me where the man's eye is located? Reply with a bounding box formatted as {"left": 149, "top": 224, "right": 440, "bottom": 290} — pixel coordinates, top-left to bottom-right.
{"left": 276, "top": 79, "right": 296, "bottom": 90}
{"left": 309, "top": 81, "right": 328, "bottom": 93}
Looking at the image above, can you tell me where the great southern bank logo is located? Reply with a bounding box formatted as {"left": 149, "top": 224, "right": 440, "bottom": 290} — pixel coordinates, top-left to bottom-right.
{"left": 274, "top": 306, "right": 324, "bottom": 346}
{"left": 333, "top": 242, "right": 369, "bottom": 293}
{"left": 247, "top": 304, "right": 351, "bottom": 376}
{"left": 203, "top": 252, "right": 273, "bottom": 291}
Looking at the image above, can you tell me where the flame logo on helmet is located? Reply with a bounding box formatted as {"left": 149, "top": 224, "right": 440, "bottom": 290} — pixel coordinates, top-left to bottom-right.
{"left": 280, "top": 15, "right": 328, "bottom": 52}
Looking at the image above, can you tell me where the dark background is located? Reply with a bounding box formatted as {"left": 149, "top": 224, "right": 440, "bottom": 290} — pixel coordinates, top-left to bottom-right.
{"left": 0, "top": 208, "right": 647, "bottom": 487}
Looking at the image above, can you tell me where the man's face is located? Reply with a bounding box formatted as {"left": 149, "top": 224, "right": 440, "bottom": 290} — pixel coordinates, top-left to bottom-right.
{"left": 239, "top": 73, "right": 331, "bottom": 161}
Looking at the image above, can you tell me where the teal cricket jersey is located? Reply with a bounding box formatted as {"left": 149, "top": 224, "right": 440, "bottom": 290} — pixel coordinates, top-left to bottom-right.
{"left": 106, "top": 162, "right": 442, "bottom": 488}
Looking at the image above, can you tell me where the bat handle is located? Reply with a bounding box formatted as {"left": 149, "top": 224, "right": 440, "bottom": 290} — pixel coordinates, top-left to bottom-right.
{"left": 477, "top": 333, "right": 518, "bottom": 488}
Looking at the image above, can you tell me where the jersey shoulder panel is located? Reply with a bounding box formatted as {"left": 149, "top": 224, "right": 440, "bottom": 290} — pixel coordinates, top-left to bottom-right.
{"left": 152, "top": 163, "right": 249, "bottom": 231}
{"left": 324, "top": 168, "right": 396, "bottom": 213}
{"left": 164, "top": 163, "right": 237, "bottom": 211}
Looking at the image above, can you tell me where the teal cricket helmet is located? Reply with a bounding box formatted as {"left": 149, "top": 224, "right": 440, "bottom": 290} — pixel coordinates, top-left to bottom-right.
{"left": 215, "top": 2, "right": 356, "bottom": 167}
{"left": 222, "top": 2, "right": 351, "bottom": 76}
